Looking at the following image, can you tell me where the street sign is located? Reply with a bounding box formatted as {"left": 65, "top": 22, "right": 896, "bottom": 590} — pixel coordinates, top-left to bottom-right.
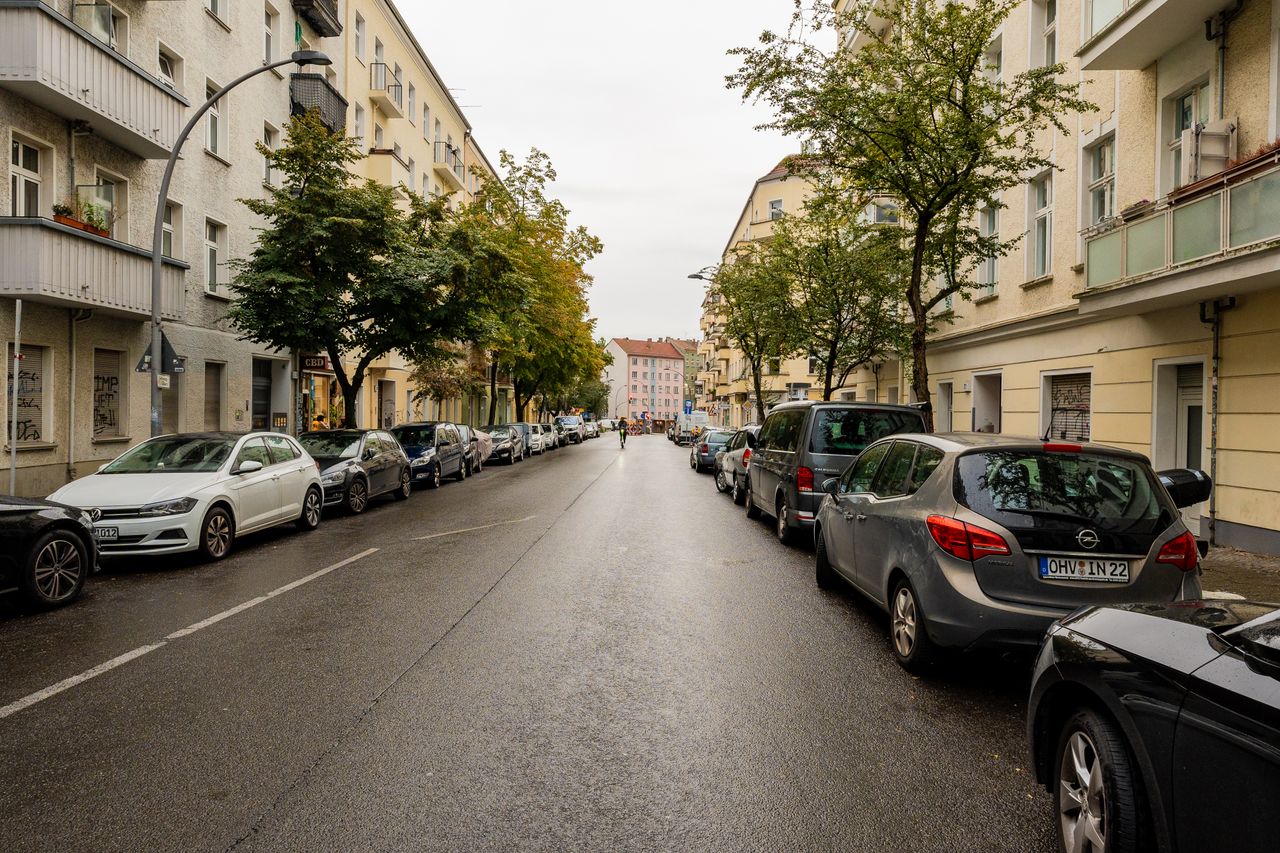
{"left": 135, "top": 332, "right": 184, "bottom": 373}
{"left": 683, "top": 400, "right": 693, "bottom": 414}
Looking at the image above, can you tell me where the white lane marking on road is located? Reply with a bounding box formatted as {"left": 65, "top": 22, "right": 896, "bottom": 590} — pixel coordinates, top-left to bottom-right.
{"left": 409, "top": 515, "right": 536, "bottom": 541}
{"left": 0, "top": 547, "right": 380, "bottom": 721}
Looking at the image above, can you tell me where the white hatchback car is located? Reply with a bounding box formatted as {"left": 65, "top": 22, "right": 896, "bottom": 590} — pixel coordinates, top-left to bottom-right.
{"left": 49, "top": 432, "right": 323, "bottom": 561}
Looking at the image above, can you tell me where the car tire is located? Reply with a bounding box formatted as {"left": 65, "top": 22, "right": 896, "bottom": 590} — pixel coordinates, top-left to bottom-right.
{"left": 815, "top": 528, "right": 839, "bottom": 590}
{"left": 731, "top": 475, "right": 746, "bottom": 506}
{"left": 426, "top": 465, "right": 442, "bottom": 489}
{"left": 199, "top": 506, "right": 235, "bottom": 561}
{"left": 347, "top": 477, "right": 371, "bottom": 511}
{"left": 22, "top": 529, "right": 88, "bottom": 607}
{"left": 715, "top": 468, "right": 730, "bottom": 493}
{"left": 890, "top": 578, "right": 939, "bottom": 673}
{"left": 394, "top": 469, "right": 412, "bottom": 500}
{"left": 296, "top": 487, "right": 323, "bottom": 530}
{"left": 745, "top": 478, "right": 761, "bottom": 519}
{"left": 690, "top": 454, "right": 697, "bottom": 470}
{"left": 455, "top": 460, "right": 467, "bottom": 481}
{"left": 1053, "top": 709, "right": 1144, "bottom": 853}
{"left": 775, "top": 495, "right": 796, "bottom": 545}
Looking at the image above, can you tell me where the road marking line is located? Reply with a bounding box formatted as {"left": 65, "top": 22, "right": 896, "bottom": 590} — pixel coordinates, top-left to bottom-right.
{"left": 409, "top": 515, "right": 536, "bottom": 541}
{"left": 0, "top": 548, "right": 380, "bottom": 721}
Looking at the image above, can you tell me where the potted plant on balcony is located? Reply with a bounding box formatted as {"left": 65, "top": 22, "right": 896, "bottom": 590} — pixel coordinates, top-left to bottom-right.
{"left": 51, "top": 198, "right": 112, "bottom": 237}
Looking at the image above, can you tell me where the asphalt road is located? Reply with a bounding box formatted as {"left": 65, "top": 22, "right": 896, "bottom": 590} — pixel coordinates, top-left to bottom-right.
{"left": 0, "top": 433, "right": 1055, "bottom": 852}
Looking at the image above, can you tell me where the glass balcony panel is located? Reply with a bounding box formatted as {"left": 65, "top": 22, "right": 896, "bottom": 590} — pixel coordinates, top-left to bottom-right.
{"left": 1171, "top": 195, "right": 1222, "bottom": 264}
{"left": 1086, "top": 230, "right": 1123, "bottom": 287}
{"left": 1089, "top": 0, "right": 1125, "bottom": 36}
{"left": 1125, "top": 213, "right": 1167, "bottom": 277}
{"left": 1228, "top": 169, "right": 1280, "bottom": 247}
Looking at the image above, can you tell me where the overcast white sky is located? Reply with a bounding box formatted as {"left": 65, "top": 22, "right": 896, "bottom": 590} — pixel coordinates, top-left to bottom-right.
{"left": 402, "top": 1, "right": 795, "bottom": 343}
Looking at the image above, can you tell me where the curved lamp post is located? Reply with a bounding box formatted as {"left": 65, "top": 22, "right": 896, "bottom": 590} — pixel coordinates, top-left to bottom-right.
{"left": 148, "top": 50, "right": 332, "bottom": 436}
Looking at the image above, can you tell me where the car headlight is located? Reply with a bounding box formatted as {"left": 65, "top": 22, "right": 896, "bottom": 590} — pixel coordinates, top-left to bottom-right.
{"left": 321, "top": 469, "right": 348, "bottom": 486}
{"left": 497, "top": 441, "right": 511, "bottom": 450}
{"left": 137, "top": 497, "right": 198, "bottom": 517}
{"left": 411, "top": 455, "right": 432, "bottom": 467}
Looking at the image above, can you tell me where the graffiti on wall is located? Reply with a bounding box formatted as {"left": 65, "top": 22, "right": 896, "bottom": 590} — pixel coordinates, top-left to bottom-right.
{"left": 6, "top": 361, "right": 43, "bottom": 443}
{"left": 93, "top": 372, "right": 120, "bottom": 436}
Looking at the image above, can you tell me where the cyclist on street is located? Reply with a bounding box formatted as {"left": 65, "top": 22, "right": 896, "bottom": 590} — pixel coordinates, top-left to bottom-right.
{"left": 617, "top": 416, "right": 628, "bottom": 448}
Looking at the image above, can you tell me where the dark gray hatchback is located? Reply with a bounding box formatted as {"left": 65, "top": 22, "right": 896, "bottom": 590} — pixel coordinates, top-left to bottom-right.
{"left": 745, "top": 401, "right": 927, "bottom": 544}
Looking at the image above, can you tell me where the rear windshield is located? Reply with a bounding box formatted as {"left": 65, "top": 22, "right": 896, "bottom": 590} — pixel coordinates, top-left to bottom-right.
{"left": 954, "top": 451, "right": 1174, "bottom": 533}
{"left": 809, "top": 409, "right": 924, "bottom": 456}
{"left": 704, "top": 431, "right": 733, "bottom": 445}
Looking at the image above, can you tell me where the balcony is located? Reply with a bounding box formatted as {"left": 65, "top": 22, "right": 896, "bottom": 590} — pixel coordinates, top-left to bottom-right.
{"left": 433, "top": 142, "right": 465, "bottom": 191}
{"left": 0, "top": 2, "right": 188, "bottom": 158}
{"left": 367, "top": 148, "right": 411, "bottom": 197}
{"left": 1078, "top": 0, "right": 1224, "bottom": 70}
{"left": 0, "top": 218, "right": 187, "bottom": 320}
{"left": 369, "top": 63, "right": 403, "bottom": 119}
{"left": 291, "top": 0, "right": 341, "bottom": 38}
{"left": 290, "top": 73, "right": 347, "bottom": 134}
{"left": 1080, "top": 155, "right": 1280, "bottom": 315}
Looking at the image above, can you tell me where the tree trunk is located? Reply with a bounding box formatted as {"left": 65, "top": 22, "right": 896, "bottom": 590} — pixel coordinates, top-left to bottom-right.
{"left": 328, "top": 345, "right": 367, "bottom": 429}
{"left": 906, "top": 219, "right": 934, "bottom": 431}
{"left": 486, "top": 358, "right": 498, "bottom": 425}
{"left": 751, "top": 360, "right": 767, "bottom": 423}
{"left": 823, "top": 340, "right": 838, "bottom": 400}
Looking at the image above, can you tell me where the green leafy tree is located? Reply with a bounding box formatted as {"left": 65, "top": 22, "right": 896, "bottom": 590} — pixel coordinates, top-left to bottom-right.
{"left": 712, "top": 246, "right": 793, "bottom": 423}
{"left": 730, "top": 0, "right": 1094, "bottom": 427}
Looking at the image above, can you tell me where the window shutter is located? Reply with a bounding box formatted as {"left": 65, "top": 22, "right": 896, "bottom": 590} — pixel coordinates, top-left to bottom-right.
{"left": 204, "top": 363, "right": 223, "bottom": 430}
{"left": 92, "top": 349, "right": 123, "bottom": 437}
{"left": 1047, "top": 374, "right": 1091, "bottom": 442}
{"left": 7, "top": 344, "right": 46, "bottom": 444}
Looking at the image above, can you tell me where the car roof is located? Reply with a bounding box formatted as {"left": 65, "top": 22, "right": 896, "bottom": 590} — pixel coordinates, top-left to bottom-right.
{"left": 766, "top": 400, "right": 925, "bottom": 415}
{"left": 393, "top": 421, "right": 445, "bottom": 428}
{"left": 890, "top": 432, "right": 1152, "bottom": 461}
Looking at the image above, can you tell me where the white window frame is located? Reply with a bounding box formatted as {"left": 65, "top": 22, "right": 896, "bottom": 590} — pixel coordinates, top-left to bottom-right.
{"left": 1166, "top": 80, "right": 1211, "bottom": 191}
{"left": 161, "top": 200, "right": 182, "bottom": 259}
{"left": 354, "top": 14, "right": 365, "bottom": 61}
{"left": 1029, "top": 172, "right": 1053, "bottom": 279}
{"left": 768, "top": 199, "right": 783, "bottom": 220}
{"left": 408, "top": 84, "right": 416, "bottom": 125}
{"left": 90, "top": 167, "right": 127, "bottom": 240}
{"left": 157, "top": 44, "right": 182, "bottom": 93}
{"left": 422, "top": 105, "right": 430, "bottom": 139}
{"left": 205, "top": 81, "right": 226, "bottom": 157}
{"left": 205, "top": 0, "right": 225, "bottom": 23}
{"left": 263, "top": 4, "right": 277, "bottom": 65}
{"left": 978, "top": 204, "right": 999, "bottom": 296}
{"left": 263, "top": 123, "right": 278, "bottom": 186}
{"left": 353, "top": 103, "right": 365, "bottom": 144}
{"left": 9, "top": 135, "right": 44, "bottom": 218}
{"left": 984, "top": 34, "right": 1003, "bottom": 85}
{"left": 374, "top": 123, "right": 384, "bottom": 149}
{"left": 1085, "top": 135, "right": 1115, "bottom": 225}
{"left": 205, "top": 218, "right": 227, "bottom": 293}
{"left": 1039, "top": 369, "right": 1093, "bottom": 442}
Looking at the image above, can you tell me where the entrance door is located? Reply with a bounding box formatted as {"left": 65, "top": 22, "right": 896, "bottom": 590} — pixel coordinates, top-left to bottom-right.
{"left": 972, "top": 373, "right": 1002, "bottom": 433}
{"left": 251, "top": 359, "right": 272, "bottom": 431}
{"left": 1175, "top": 365, "right": 1205, "bottom": 533}
{"left": 378, "top": 380, "right": 396, "bottom": 429}
{"left": 937, "top": 382, "right": 953, "bottom": 432}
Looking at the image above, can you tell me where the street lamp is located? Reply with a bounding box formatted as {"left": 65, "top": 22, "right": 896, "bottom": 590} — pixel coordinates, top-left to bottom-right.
{"left": 147, "top": 50, "right": 332, "bottom": 436}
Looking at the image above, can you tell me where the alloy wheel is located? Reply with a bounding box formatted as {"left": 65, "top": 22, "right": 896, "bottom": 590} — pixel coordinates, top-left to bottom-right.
{"left": 303, "top": 489, "right": 321, "bottom": 527}
{"left": 32, "top": 538, "right": 83, "bottom": 602}
{"left": 715, "top": 470, "right": 728, "bottom": 492}
{"left": 1059, "top": 732, "right": 1107, "bottom": 853}
{"left": 205, "top": 512, "right": 232, "bottom": 558}
{"left": 892, "top": 587, "right": 917, "bottom": 658}
{"left": 348, "top": 479, "right": 369, "bottom": 512}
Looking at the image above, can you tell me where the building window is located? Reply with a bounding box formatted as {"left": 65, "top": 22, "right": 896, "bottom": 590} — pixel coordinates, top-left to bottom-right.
{"left": 1086, "top": 137, "right": 1115, "bottom": 225}
{"left": 421, "top": 174, "right": 429, "bottom": 198}
{"left": 5, "top": 343, "right": 48, "bottom": 445}
{"left": 161, "top": 201, "right": 182, "bottom": 259}
{"left": 984, "top": 36, "right": 1002, "bottom": 85}
{"left": 1036, "top": 0, "right": 1057, "bottom": 67}
{"left": 353, "top": 104, "right": 365, "bottom": 143}
{"left": 978, "top": 205, "right": 998, "bottom": 296}
{"left": 205, "top": 82, "right": 225, "bottom": 156}
{"left": 263, "top": 124, "right": 278, "bottom": 185}
{"left": 76, "top": 1, "right": 124, "bottom": 51}
{"left": 205, "top": 0, "right": 224, "bottom": 21}
{"left": 1169, "top": 81, "right": 1210, "bottom": 189}
{"left": 263, "top": 5, "right": 277, "bottom": 64}
{"left": 92, "top": 349, "right": 124, "bottom": 438}
{"left": 83, "top": 171, "right": 125, "bottom": 239}
{"left": 768, "top": 199, "right": 783, "bottom": 220}
{"left": 374, "top": 124, "right": 384, "bottom": 148}
{"left": 1030, "top": 173, "right": 1052, "bottom": 278}
{"left": 422, "top": 105, "right": 430, "bottom": 139}
{"left": 407, "top": 156, "right": 415, "bottom": 189}
{"left": 434, "top": 118, "right": 442, "bottom": 142}
{"left": 374, "top": 38, "right": 384, "bottom": 65}
{"left": 157, "top": 46, "right": 181, "bottom": 91}
{"left": 1043, "top": 372, "right": 1092, "bottom": 442}
{"left": 354, "top": 14, "right": 365, "bottom": 60}
{"left": 9, "top": 138, "right": 42, "bottom": 217}
{"left": 408, "top": 84, "right": 416, "bottom": 124}
{"left": 205, "top": 219, "right": 226, "bottom": 291}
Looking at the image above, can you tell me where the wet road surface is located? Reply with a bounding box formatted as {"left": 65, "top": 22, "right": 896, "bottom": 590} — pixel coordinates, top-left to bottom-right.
{"left": 0, "top": 433, "right": 1055, "bottom": 852}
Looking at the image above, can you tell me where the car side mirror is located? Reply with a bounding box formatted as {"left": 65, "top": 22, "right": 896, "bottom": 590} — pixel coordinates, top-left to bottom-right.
{"left": 234, "top": 460, "right": 263, "bottom": 475}
{"left": 363, "top": 447, "right": 377, "bottom": 460}
{"left": 822, "top": 477, "right": 839, "bottom": 495}
{"left": 1158, "top": 468, "right": 1213, "bottom": 509}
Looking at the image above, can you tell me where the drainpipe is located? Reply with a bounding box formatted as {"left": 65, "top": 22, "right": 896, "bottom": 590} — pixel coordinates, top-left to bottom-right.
{"left": 1200, "top": 297, "right": 1236, "bottom": 546}
{"left": 1205, "top": 0, "right": 1246, "bottom": 122}
{"left": 66, "top": 309, "right": 92, "bottom": 481}
{"left": 8, "top": 299, "right": 21, "bottom": 496}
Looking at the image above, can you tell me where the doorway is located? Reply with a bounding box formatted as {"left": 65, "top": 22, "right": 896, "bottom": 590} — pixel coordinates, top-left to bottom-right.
{"left": 972, "top": 372, "right": 1002, "bottom": 433}
{"left": 1154, "top": 360, "right": 1206, "bottom": 532}
{"left": 251, "top": 358, "right": 272, "bottom": 431}
{"left": 377, "top": 379, "right": 396, "bottom": 429}
{"left": 937, "top": 381, "right": 953, "bottom": 432}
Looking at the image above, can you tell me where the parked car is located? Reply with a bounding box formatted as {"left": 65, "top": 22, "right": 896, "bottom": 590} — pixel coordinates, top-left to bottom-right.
{"left": 598, "top": 418, "right": 614, "bottom": 432}
{"left": 1027, "top": 599, "right": 1279, "bottom": 853}
{"left": 514, "top": 423, "right": 545, "bottom": 455}
{"left": 299, "top": 429, "right": 411, "bottom": 514}
{"left": 714, "top": 426, "right": 760, "bottom": 503}
{"left": 455, "top": 424, "right": 486, "bottom": 474}
{"left": 675, "top": 412, "right": 710, "bottom": 445}
{"left": 487, "top": 425, "right": 525, "bottom": 464}
{"left": 689, "top": 429, "right": 734, "bottom": 473}
{"left": 390, "top": 422, "right": 467, "bottom": 488}
{"left": 0, "top": 495, "right": 97, "bottom": 607}
{"left": 746, "top": 401, "right": 927, "bottom": 544}
{"left": 556, "top": 415, "right": 585, "bottom": 444}
{"left": 538, "top": 423, "right": 559, "bottom": 450}
{"left": 50, "top": 432, "right": 323, "bottom": 561}
{"left": 813, "top": 433, "right": 1210, "bottom": 671}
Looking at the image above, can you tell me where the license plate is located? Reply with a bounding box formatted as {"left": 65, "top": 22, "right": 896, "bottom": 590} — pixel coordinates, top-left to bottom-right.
{"left": 1039, "top": 556, "right": 1129, "bottom": 583}
{"left": 94, "top": 526, "right": 118, "bottom": 542}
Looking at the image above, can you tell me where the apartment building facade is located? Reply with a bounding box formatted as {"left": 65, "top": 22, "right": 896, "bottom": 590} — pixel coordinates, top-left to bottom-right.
{"left": 1, "top": 0, "right": 346, "bottom": 496}
{"left": 604, "top": 338, "right": 687, "bottom": 425}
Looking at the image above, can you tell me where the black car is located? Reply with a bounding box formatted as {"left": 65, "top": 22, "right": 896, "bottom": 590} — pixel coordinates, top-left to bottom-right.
{"left": 0, "top": 495, "right": 97, "bottom": 607}
{"left": 746, "top": 401, "right": 927, "bottom": 544}
{"left": 1028, "top": 600, "right": 1280, "bottom": 853}
{"left": 486, "top": 425, "right": 525, "bottom": 464}
{"left": 391, "top": 422, "right": 467, "bottom": 488}
{"left": 298, "top": 429, "right": 411, "bottom": 513}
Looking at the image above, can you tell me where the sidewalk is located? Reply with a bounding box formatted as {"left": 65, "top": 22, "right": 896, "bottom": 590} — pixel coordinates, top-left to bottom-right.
{"left": 1200, "top": 546, "right": 1280, "bottom": 603}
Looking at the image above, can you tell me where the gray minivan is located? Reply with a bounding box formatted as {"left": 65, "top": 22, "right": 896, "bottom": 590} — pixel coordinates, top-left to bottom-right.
{"left": 745, "top": 401, "right": 927, "bottom": 544}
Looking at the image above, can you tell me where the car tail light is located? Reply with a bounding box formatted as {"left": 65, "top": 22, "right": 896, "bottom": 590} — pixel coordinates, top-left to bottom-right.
{"left": 797, "top": 466, "right": 815, "bottom": 493}
{"left": 743, "top": 448, "right": 751, "bottom": 465}
{"left": 700, "top": 444, "right": 709, "bottom": 454}
{"left": 1156, "top": 530, "right": 1199, "bottom": 572}
{"left": 1043, "top": 443, "right": 1083, "bottom": 453}
{"left": 926, "top": 515, "right": 1011, "bottom": 562}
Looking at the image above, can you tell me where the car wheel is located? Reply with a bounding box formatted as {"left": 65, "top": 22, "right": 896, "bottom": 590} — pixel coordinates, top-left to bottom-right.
{"left": 347, "top": 477, "right": 371, "bottom": 511}
{"left": 23, "top": 529, "right": 88, "bottom": 607}
{"left": 1054, "top": 709, "right": 1143, "bottom": 853}
{"left": 394, "top": 469, "right": 412, "bottom": 500}
{"left": 689, "top": 454, "right": 697, "bottom": 470}
{"left": 426, "top": 465, "right": 441, "bottom": 489}
{"left": 296, "top": 487, "right": 323, "bottom": 530}
{"left": 815, "top": 528, "right": 838, "bottom": 590}
{"left": 731, "top": 475, "right": 746, "bottom": 506}
{"left": 745, "top": 478, "right": 761, "bottom": 519}
{"left": 775, "top": 495, "right": 796, "bottom": 545}
{"left": 199, "top": 506, "right": 235, "bottom": 561}
{"left": 715, "top": 468, "right": 730, "bottom": 493}
{"left": 890, "top": 578, "right": 939, "bottom": 673}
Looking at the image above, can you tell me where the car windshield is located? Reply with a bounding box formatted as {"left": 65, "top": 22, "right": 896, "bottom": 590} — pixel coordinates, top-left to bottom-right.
{"left": 488, "top": 428, "right": 511, "bottom": 439}
{"left": 391, "top": 426, "right": 433, "bottom": 446}
{"left": 557, "top": 417, "right": 581, "bottom": 426}
{"left": 809, "top": 409, "right": 923, "bottom": 455}
{"left": 954, "top": 451, "right": 1174, "bottom": 533}
{"left": 299, "top": 432, "right": 363, "bottom": 459}
{"left": 100, "top": 436, "right": 236, "bottom": 473}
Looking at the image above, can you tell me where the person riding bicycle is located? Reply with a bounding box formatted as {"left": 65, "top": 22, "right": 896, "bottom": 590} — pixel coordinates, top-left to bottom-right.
{"left": 617, "top": 416, "right": 629, "bottom": 448}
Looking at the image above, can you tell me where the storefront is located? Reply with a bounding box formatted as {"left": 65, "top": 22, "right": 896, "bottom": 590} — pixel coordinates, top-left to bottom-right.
{"left": 301, "top": 354, "right": 339, "bottom": 431}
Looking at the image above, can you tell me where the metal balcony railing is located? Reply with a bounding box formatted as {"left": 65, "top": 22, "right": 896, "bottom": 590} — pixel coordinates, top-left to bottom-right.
{"left": 369, "top": 62, "right": 403, "bottom": 110}
{"left": 290, "top": 73, "right": 348, "bottom": 134}
{"left": 434, "top": 141, "right": 465, "bottom": 183}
